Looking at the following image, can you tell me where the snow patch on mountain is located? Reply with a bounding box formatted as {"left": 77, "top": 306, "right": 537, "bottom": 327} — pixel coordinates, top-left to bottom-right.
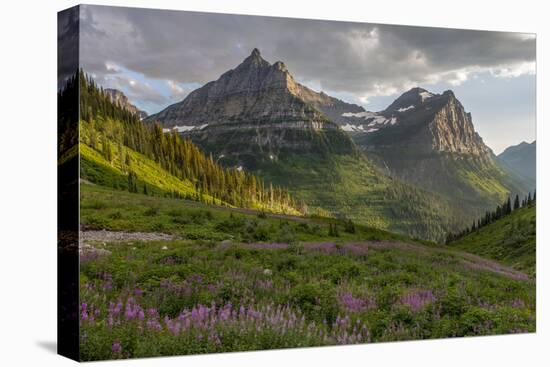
{"left": 341, "top": 111, "right": 392, "bottom": 125}
{"left": 397, "top": 105, "right": 414, "bottom": 112}
{"left": 419, "top": 91, "right": 433, "bottom": 102}
{"left": 172, "top": 125, "right": 196, "bottom": 132}
{"left": 164, "top": 124, "right": 209, "bottom": 133}
{"left": 341, "top": 124, "right": 359, "bottom": 132}
{"left": 341, "top": 123, "right": 384, "bottom": 133}
{"left": 342, "top": 111, "right": 377, "bottom": 119}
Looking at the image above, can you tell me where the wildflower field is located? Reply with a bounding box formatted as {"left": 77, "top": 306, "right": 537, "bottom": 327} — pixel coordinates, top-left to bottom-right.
{"left": 79, "top": 184, "right": 535, "bottom": 360}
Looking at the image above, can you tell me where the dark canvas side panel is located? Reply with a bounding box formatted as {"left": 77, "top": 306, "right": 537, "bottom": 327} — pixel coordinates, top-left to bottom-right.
{"left": 57, "top": 5, "right": 80, "bottom": 362}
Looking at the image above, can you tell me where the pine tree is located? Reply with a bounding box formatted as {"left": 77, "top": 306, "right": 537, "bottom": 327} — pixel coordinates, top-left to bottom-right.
{"left": 344, "top": 219, "right": 356, "bottom": 234}
{"left": 514, "top": 194, "right": 520, "bottom": 210}
{"left": 75, "top": 70, "right": 304, "bottom": 215}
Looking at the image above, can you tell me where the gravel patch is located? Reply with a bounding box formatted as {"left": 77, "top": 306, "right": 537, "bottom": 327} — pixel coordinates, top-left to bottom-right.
{"left": 80, "top": 230, "right": 177, "bottom": 243}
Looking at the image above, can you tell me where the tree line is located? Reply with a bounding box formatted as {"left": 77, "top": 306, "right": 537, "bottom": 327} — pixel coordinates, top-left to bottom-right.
{"left": 445, "top": 191, "right": 536, "bottom": 243}
{"left": 75, "top": 70, "right": 306, "bottom": 214}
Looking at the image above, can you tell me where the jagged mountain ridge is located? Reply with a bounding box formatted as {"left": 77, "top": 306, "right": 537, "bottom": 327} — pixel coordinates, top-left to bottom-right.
{"left": 146, "top": 48, "right": 357, "bottom": 165}
{"left": 147, "top": 48, "right": 329, "bottom": 127}
{"left": 349, "top": 87, "right": 529, "bottom": 219}
{"left": 354, "top": 88, "right": 493, "bottom": 157}
{"left": 104, "top": 88, "right": 148, "bottom": 120}
{"left": 146, "top": 48, "right": 371, "bottom": 132}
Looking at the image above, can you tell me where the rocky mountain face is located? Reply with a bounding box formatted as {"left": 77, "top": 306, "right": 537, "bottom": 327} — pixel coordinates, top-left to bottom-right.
{"left": 498, "top": 141, "right": 536, "bottom": 185}
{"left": 146, "top": 48, "right": 355, "bottom": 168}
{"left": 147, "top": 48, "right": 329, "bottom": 127}
{"left": 355, "top": 88, "right": 492, "bottom": 157}
{"left": 104, "top": 88, "right": 148, "bottom": 119}
{"left": 349, "top": 87, "right": 528, "bottom": 216}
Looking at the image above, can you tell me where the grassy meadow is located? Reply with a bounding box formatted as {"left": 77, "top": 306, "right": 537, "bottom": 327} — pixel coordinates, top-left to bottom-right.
{"left": 79, "top": 184, "right": 535, "bottom": 360}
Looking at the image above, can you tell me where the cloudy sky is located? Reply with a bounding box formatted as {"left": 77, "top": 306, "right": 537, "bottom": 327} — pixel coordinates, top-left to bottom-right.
{"left": 79, "top": 5, "right": 536, "bottom": 154}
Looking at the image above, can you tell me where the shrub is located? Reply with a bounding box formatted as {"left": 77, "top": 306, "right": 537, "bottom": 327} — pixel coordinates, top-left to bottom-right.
{"left": 189, "top": 210, "right": 212, "bottom": 224}
{"left": 215, "top": 215, "right": 245, "bottom": 232}
{"left": 253, "top": 225, "right": 271, "bottom": 242}
{"left": 344, "top": 219, "right": 356, "bottom": 234}
{"left": 109, "top": 211, "right": 123, "bottom": 220}
{"left": 439, "top": 289, "right": 469, "bottom": 317}
{"left": 457, "top": 307, "right": 493, "bottom": 336}
{"left": 276, "top": 222, "right": 296, "bottom": 244}
{"left": 172, "top": 216, "right": 190, "bottom": 225}
{"left": 144, "top": 207, "right": 159, "bottom": 216}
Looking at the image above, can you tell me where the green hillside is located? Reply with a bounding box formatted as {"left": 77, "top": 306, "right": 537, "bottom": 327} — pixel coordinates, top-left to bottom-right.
{"left": 76, "top": 71, "right": 303, "bottom": 216}
{"left": 186, "top": 116, "right": 471, "bottom": 241}
{"left": 80, "top": 139, "right": 225, "bottom": 205}
{"left": 79, "top": 183, "right": 534, "bottom": 360}
{"left": 354, "top": 145, "right": 527, "bottom": 226}
{"left": 449, "top": 203, "right": 536, "bottom": 276}
{"left": 252, "top": 151, "right": 464, "bottom": 242}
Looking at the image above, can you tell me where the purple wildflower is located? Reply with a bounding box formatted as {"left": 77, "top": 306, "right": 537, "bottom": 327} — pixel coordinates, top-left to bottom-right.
{"left": 400, "top": 289, "right": 436, "bottom": 312}
{"left": 112, "top": 341, "right": 121, "bottom": 354}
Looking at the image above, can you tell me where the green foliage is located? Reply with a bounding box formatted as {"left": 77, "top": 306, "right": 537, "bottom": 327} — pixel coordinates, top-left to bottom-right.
{"left": 77, "top": 70, "right": 303, "bottom": 216}
{"left": 81, "top": 184, "right": 413, "bottom": 245}
{"left": 344, "top": 219, "right": 356, "bottom": 234}
{"left": 447, "top": 192, "right": 534, "bottom": 242}
{"left": 79, "top": 225, "right": 535, "bottom": 360}
{"left": 449, "top": 203, "right": 536, "bottom": 276}
{"left": 243, "top": 150, "right": 466, "bottom": 242}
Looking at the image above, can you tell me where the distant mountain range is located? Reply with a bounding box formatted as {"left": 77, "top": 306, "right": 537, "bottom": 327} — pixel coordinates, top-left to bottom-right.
{"left": 498, "top": 141, "right": 536, "bottom": 187}
{"left": 141, "top": 48, "right": 534, "bottom": 240}
{"left": 104, "top": 88, "right": 148, "bottom": 120}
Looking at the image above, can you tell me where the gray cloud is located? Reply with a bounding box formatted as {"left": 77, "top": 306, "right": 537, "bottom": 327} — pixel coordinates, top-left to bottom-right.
{"left": 79, "top": 5, "right": 535, "bottom": 104}
{"left": 58, "top": 6, "right": 80, "bottom": 87}
{"left": 102, "top": 72, "right": 168, "bottom": 105}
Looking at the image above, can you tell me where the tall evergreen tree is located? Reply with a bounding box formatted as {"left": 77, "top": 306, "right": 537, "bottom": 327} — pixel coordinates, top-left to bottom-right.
{"left": 513, "top": 194, "right": 520, "bottom": 210}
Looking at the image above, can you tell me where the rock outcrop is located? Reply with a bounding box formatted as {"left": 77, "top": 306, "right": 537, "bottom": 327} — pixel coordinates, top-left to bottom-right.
{"left": 104, "top": 88, "right": 148, "bottom": 119}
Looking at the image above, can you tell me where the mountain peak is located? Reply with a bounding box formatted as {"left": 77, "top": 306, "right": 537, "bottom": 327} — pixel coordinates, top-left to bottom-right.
{"left": 442, "top": 90, "right": 455, "bottom": 98}
{"left": 238, "top": 48, "right": 268, "bottom": 68}
{"left": 272, "top": 61, "right": 287, "bottom": 72}
{"left": 251, "top": 47, "right": 261, "bottom": 57}
{"left": 408, "top": 87, "right": 429, "bottom": 94}
{"left": 146, "top": 49, "right": 329, "bottom": 127}
{"left": 384, "top": 87, "right": 435, "bottom": 113}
